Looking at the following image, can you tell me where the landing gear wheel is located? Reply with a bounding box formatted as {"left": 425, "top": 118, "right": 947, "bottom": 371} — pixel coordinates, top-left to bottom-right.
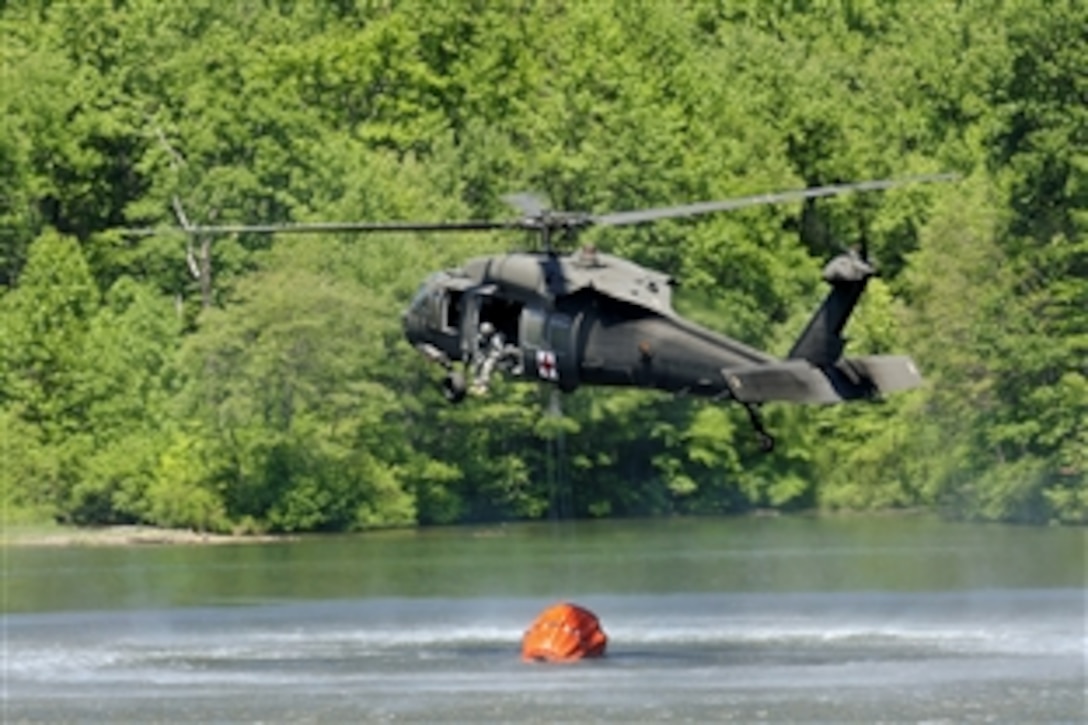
{"left": 442, "top": 371, "right": 467, "bottom": 404}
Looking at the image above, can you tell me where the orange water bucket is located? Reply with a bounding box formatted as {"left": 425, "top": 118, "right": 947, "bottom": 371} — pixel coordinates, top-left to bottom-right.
{"left": 521, "top": 602, "right": 608, "bottom": 662}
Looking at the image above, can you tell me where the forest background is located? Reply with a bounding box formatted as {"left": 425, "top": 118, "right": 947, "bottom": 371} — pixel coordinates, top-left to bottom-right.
{"left": 1, "top": 0, "right": 1084, "bottom": 533}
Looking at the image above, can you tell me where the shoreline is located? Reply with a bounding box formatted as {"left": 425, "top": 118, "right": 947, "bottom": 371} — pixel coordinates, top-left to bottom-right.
{"left": 1, "top": 509, "right": 937, "bottom": 548}
{"left": 2, "top": 524, "right": 295, "bottom": 548}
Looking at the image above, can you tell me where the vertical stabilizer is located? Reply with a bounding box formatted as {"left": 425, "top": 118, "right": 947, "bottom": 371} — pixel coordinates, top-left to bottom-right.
{"left": 788, "top": 251, "right": 875, "bottom": 366}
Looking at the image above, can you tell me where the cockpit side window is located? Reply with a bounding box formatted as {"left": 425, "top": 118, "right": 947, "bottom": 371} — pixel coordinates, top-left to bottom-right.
{"left": 444, "top": 290, "right": 463, "bottom": 330}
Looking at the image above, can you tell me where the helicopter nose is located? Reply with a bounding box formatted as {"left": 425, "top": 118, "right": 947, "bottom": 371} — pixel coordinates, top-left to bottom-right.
{"left": 402, "top": 302, "right": 427, "bottom": 346}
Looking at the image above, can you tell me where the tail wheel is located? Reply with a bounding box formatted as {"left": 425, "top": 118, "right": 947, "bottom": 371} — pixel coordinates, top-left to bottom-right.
{"left": 442, "top": 371, "right": 467, "bottom": 404}
{"left": 744, "top": 403, "right": 776, "bottom": 454}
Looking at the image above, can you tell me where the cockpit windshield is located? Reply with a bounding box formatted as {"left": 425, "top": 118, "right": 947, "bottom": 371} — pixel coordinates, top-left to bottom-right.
{"left": 409, "top": 273, "right": 443, "bottom": 313}
{"left": 404, "top": 271, "right": 465, "bottom": 335}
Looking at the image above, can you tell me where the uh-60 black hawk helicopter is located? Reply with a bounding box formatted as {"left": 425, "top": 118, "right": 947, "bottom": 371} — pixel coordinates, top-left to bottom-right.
{"left": 175, "top": 174, "right": 953, "bottom": 452}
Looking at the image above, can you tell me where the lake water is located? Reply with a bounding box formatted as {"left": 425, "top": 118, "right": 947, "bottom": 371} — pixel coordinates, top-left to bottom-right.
{"left": 3, "top": 516, "right": 1085, "bottom": 721}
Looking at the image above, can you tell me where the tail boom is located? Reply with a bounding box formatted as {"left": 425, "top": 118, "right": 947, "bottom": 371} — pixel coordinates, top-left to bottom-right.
{"left": 724, "top": 355, "right": 922, "bottom": 405}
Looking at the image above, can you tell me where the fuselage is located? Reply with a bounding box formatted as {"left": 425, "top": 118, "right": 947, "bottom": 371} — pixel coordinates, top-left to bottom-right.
{"left": 402, "top": 249, "right": 775, "bottom": 397}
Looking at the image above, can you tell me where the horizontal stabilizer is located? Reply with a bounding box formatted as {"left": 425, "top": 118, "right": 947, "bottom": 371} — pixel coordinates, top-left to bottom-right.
{"left": 723, "top": 355, "right": 923, "bottom": 405}
{"left": 840, "top": 355, "right": 923, "bottom": 395}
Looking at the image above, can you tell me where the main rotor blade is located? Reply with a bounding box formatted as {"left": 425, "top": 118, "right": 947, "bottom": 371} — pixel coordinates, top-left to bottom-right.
{"left": 121, "top": 172, "right": 957, "bottom": 239}
{"left": 591, "top": 173, "right": 958, "bottom": 227}
{"left": 125, "top": 219, "right": 523, "bottom": 237}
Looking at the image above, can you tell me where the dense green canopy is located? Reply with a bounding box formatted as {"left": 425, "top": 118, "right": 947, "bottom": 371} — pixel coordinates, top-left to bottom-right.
{"left": 2, "top": 0, "right": 1084, "bottom": 531}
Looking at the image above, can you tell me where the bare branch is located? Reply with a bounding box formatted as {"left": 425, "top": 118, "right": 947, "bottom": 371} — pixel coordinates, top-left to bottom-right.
{"left": 153, "top": 125, "right": 187, "bottom": 170}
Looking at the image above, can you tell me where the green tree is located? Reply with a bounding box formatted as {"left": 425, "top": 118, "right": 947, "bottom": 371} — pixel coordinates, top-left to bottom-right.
{"left": 171, "top": 261, "right": 415, "bottom": 532}
{"left": 65, "top": 278, "right": 181, "bottom": 523}
{"left": 2, "top": 0, "right": 1083, "bottom": 529}
{"left": 0, "top": 230, "right": 99, "bottom": 518}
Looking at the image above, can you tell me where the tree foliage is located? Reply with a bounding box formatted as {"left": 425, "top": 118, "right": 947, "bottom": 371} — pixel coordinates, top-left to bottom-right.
{"left": 1, "top": 0, "right": 1083, "bottom": 529}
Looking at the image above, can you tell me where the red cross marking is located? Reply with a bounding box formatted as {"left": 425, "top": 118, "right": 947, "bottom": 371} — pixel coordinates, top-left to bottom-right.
{"left": 537, "top": 350, "right": 558, "bottom": 381}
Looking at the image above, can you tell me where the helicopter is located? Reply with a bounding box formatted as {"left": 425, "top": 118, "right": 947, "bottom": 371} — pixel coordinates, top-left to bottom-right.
{"left": 167, "top": 174, "right": 954, "bottom": 452}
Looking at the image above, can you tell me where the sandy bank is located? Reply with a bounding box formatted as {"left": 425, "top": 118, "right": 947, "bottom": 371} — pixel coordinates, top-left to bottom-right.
{"left": 2, "top": 525, "right": 292, "bottom": 548}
